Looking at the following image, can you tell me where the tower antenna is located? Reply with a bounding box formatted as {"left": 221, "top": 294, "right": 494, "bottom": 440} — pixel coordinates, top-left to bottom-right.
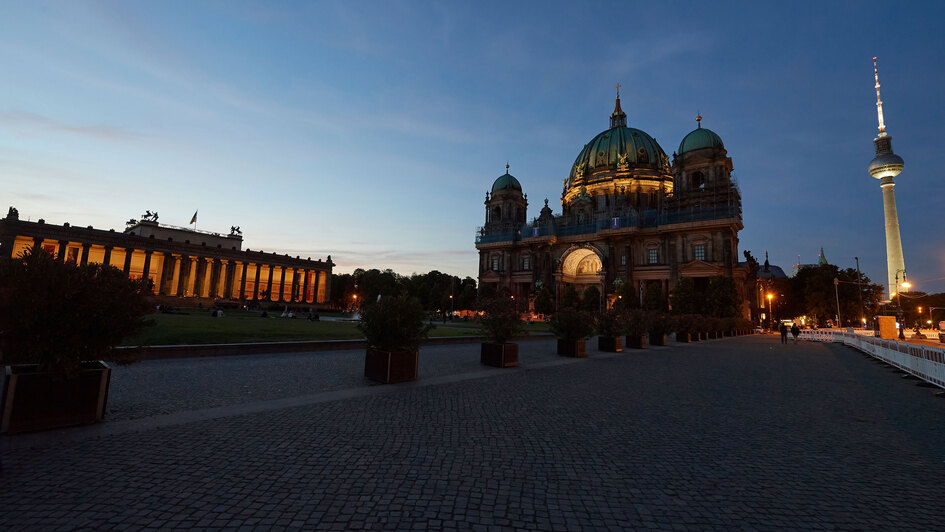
{"left": 874, "top": 57, "right": 886, "bottom": 137}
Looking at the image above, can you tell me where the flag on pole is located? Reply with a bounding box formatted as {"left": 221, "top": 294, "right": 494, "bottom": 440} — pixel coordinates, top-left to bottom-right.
{"left": 190, "top": 211, "right": 198, "bottom": 224}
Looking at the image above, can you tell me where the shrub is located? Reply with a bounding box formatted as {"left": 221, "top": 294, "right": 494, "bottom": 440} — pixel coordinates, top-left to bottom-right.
{"left": 549, "top": 308, "right": 595, "bottom": 342}
{"left": 596, "top": 309, "right": 626, "bottom": 337}
{"left": 647, "top": 312, "right": 675, "bottom": 336}
{"left": 0, "top": 246, "right": 153, "bottom": 376}
{"left": 624, "top": 308, "right": 648, "bottom": 336}
{"left": 357, "top": 295, "right": 433, "bottom": 352}
{"left": 478, "top": 296, "right": 525, "bottom": 344}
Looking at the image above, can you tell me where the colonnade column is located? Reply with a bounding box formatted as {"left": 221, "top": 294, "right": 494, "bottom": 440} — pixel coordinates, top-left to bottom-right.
{"left": 142, "top": 250, "right": 153, "bottom": 291}
{"left": 278, "top": 266, "right": 287, "bottom": 302}
{"left": 238, "top": 262, "right": 248, "bottom": 300}
{"left": 253, "top": 263, "right": 262, "bottom": 300}
{"left": 123, "top": 248, "right": 133, "bottom": 275}
{"left": 208, "top": 259, "right": 220, "bottom": 298}
{"left": 266, "top": 265, "right": 275, "bottom": 301}
{"left": 103, "top": 246, "right": 113, "bottom": 268}
{"left": 56, "top": 240, "right": 68, "bottom": 262}
{"left": 176, "top": 256, "right": 189, "bottom": 296}
{"left": 302, "top": 269, "right": 311, "bottom": 303}
{"left": 81, "top": 243, "right": 91, "bottom": 266}
{"left": 157, "top": 252, "right": 172, "bottom": 295}
{"left": 32, "top": 236, "right": 43, "bottom": 250}
{"left": 223, "top": 261, "right": 233, "bottom": 299}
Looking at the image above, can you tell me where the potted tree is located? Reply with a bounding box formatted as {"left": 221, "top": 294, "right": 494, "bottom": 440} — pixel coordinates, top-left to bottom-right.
{"left": 675, "top": 314, "right": 696, "bottom": 343}
{"left": 478, "top": 296, "right": 525, "bottom": 367}
{"left": 0, "top": 246, "right": 152, "bottom": 434}
{"left": 550, "top": 308, "right": 595, "bottom": 357}
{"left": 358, "top": 295, "right": 433, "bottom": 383}
{"left": 624, "top": 308, "right": 648, "bottom": 349}
{"left": 648, "top": 312, "right": 674, "bottom": 346}
{"left": 596, "top": 309, "right": 624, "bottom": 352}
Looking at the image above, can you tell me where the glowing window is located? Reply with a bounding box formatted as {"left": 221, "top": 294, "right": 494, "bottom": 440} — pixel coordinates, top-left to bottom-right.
{"left": 648, "top": 249, "right": 658, "bottom": 264}
{"left": 694, "top": 245, "right": 706, "bottom": 261}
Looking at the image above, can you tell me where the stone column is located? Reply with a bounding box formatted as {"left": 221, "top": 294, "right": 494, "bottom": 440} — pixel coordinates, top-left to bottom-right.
{"left": 253, "top": 263, "right": 262, "bottom": 300}
{"left": 158, "top": 252, "right": 172, "bottom": 295}
{"left": 238, "top": 262, "right": 248, "bottom": 300}
{"left": 100, "top": 245, "right": 112, "bottom": 268}
{"left": 142, "top": 250, "right": 153, "bottom": 291}
{"left": 176, "top": 256, "right": 189, "bottom": 296}
{"left": 208, "top": 259, "right": 220, "bottom": 297}
{"left": 302, "top": 269, "right": 311, "bottom": 304}
{"left": 123, "top": 248, "right": 133, "bottom": 275}
{"left": 80, "top": 243, "right": 91, "bottom": 266}
{"left": 56, "top": 240, "right": 68, "bottom": 262}
{"left": 223, "top": 261, "right": 233, "bottom": 299}
{"left": 266, "top": 265, "right": 275, "bottom": 301}
{"left": 193, "top": 258, "right": 205, "bottom": 297}
{"left": 32, "top": 236, "right": 43, "bottom": 251}
{"left": 278, "top": 266, "right": 287, "bottom": 302}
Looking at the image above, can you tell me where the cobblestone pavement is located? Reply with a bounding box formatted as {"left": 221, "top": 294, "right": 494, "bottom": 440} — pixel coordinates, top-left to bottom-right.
{"left": 3, "top": 336, "right": 945, "bottom": 530}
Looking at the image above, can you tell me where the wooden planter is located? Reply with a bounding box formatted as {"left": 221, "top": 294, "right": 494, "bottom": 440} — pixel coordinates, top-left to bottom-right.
{"left": 598, "top": 336, "right": 622, "bottom": 353}
{"left": 364, "top": 348, "right": 418, "bottom": 383}
{"left": 649, "top": 333, "right": 667, "bottom": 346}
{"left": 480, "top": 342, "right": 519, "bottom": 368}
{"left": 677, "top": 331, "right": 691, "bottom": 343}
{"left": 1, "top": 361, "right": 111, "bottom": 434}
{"left": 625, "top": 334, "right": 647, "bottom": 349}
{"left": 557, "top": 339, "right": 586, "bottom": 357}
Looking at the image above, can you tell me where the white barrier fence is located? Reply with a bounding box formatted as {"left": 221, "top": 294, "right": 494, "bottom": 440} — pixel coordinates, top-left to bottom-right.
{"left": 799, "top": 330, "right": 945, "bottom": 389}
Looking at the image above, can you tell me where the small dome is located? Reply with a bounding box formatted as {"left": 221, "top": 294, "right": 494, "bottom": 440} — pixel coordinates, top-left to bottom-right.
{"left": 492, "top": 172, "right": 522, "bottom": 193}
{"left": 678, "top": 126, "right": 724, "bottom": 154}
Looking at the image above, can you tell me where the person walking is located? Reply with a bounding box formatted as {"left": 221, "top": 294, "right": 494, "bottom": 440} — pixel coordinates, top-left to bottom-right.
{"left": 791, "top": 323, "right": 800, "bottom": 344}
{"left": 779, "top": 322, "right": 788, "bottom": 344}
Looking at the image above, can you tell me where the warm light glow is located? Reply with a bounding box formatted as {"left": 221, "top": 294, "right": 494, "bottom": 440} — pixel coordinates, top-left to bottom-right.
{"left": 767, "top": 294, "right": 773, "bottom": 300}
{"left": 902, "top": 282, "right": 911, "bottom": 289}
{"left": 917, "top": 306, "right": 922, "bottom": 312}
{"left": 352, "top": 294, "right": 357, "bottom": 299}
{"left": 862, "top": 318, "right": 867, "bottom": 324}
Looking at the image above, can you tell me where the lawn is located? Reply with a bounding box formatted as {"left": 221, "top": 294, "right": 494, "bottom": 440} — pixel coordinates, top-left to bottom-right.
{"left": 123, "top": 309, "right": 550, "bottom": 346}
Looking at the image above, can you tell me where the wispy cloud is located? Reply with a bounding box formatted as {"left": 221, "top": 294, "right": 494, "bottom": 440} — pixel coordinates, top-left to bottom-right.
{"left": 0, "top": 110, "right": 144, "bottom": 141}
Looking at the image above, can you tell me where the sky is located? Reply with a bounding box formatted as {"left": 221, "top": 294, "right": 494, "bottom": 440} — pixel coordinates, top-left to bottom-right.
{"left": 1, "top": 1, "right": 943, "bottom": 293}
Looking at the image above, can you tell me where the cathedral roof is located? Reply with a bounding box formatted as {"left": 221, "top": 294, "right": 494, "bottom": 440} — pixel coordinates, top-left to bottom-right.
{"left": 565, "top": 99, "right": 668, "bottom": 191}
{"left": 491, "top": 172, "right": 522, "bottom": 193}
{"left": 678, "top": 118, "right": 724, "bottom": 154}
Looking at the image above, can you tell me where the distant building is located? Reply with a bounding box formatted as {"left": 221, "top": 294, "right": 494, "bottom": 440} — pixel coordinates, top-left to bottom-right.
{"left": 0, "top": 207, "right": 333, "bottom": 305}
{"left": 792, "top": 247, "right": 828, "bottom": 277}
{"left": 474, "top": 93, "right": 750, "bottom": 315}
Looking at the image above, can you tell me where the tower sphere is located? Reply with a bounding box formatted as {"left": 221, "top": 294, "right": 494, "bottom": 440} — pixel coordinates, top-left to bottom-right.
{"left": 868, "top": 152, "right": 903, "bottom": 179}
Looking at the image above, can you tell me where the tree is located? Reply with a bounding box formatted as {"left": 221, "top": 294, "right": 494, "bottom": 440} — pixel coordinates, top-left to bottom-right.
{"left": 704, "top": 276, "right": 739, "bottom": 318}
{"left": 560, "top": 285, "right": 580, "bottom": 309}
{"left": 669, "top": 277, "right": 698, "bottom": 314}
{"left": 533, "top": 286, "right": 555, "bottom": 316}
{"left": 582, "top": 286, "right": 601, "bottom": 314}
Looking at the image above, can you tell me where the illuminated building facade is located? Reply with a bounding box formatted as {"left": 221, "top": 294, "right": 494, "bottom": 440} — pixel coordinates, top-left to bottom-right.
{"left": 0, "top": 208, "right": 333, "bottom": 305}
{"left": 475, "top": 92, "right": 750, "bottom": 314}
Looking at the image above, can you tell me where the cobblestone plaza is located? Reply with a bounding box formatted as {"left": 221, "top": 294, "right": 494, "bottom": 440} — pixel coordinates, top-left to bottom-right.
{"left": 3, "top": 336, "right": 944, "bottom": 530}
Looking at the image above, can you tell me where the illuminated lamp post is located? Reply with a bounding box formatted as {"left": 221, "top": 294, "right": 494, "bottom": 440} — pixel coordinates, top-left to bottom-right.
{"left": 767, "top": 293, "right": 774, "bottom": 329}
{"left": 834, "top": 277, "right": 842, "bottom": 328}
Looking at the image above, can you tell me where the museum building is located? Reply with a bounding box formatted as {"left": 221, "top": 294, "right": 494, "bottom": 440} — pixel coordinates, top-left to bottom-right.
{"left": 475, "top": 93, "right": 750, "bottom": 314}
{"left": 0, "top": 208, "right": 333, "bottom": 305}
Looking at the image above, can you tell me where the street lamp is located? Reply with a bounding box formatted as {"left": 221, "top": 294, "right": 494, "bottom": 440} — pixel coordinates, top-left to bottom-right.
{"left": 767, "top": 293, "right": 774, "bottom": 329}
{"left": 894, "top": 270, "right": 907, "bottom": 339}
{"left": 834, "top": 277, "right": 842, "bottom": 329}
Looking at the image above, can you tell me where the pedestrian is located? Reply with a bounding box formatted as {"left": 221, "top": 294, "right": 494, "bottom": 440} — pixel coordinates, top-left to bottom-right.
{"left": 779, "top": 322, "right": 788, "bottom": 344}
{"left": 791, "top": 323, "right": 800, "bottom": 344}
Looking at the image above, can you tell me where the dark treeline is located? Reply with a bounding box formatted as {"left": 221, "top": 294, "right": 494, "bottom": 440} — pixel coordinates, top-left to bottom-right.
{"left": 330, "top": 269, "right": 477, "bottom": 314}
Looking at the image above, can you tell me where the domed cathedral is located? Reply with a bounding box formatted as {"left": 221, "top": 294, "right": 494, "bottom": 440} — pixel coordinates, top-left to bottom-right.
{"left": 475, "top": 90, "right": 751, "bottom": 315}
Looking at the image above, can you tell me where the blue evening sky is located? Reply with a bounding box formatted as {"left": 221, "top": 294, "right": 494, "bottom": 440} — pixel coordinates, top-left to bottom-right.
{"left": 2, "top": 1, "right": 943, "bottom": 293}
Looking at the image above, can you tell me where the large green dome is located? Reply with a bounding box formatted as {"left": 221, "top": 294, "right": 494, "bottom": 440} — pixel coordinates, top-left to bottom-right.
{"left": 568, "top": 126, "right": 667, "bottom": 184}
{"left": 492, "top": 172, "right": 522, "bottom": 193}
{"left": 678, "top": 125, "right": 723, "bottom": 154}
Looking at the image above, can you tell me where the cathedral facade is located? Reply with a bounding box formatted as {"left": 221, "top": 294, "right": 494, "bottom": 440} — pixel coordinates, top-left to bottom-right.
{"left": 475, "top": 94, "right": 750, "bottom": 314}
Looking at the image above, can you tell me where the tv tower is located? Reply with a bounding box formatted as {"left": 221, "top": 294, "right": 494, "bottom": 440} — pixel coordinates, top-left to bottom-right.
{"left": 867, "top": 57, "right": 906, "bottom": 299}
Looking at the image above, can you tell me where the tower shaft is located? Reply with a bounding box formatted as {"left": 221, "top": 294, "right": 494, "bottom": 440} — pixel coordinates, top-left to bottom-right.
{"left": 881, "top": 179, "right": 905, "bottom": 297}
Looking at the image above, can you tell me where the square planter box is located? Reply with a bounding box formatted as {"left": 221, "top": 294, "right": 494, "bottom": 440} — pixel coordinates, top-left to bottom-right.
{"left": 677, "top": 332, "right": 691, "bottom": 343}
{"left": 557, "top": 339, "right": 586, "bottom": 357}
{"left": 1, "top": 361, "right": 111, "bottom": 434}
{"left": 481, "top": 342, "right": 519, "bottom": 368}
{"left": 625, "top": 335, "right": 647, "bottom": 349}
{"left": 649, "top": 333, "right": 668, "bottom": 346}
{"left": 364, "top": 348, "right": 418, "bottom": 384}
{"left": 598, "top": 336, "right": 622, "bottom": 353}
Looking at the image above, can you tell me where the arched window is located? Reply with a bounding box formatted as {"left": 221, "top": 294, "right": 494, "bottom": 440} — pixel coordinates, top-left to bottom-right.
{"left": 691, "top": 172, "right": 705, "bottom": 191}
{"left": 493, "top": 206, "right": 501, "bottom": 220}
